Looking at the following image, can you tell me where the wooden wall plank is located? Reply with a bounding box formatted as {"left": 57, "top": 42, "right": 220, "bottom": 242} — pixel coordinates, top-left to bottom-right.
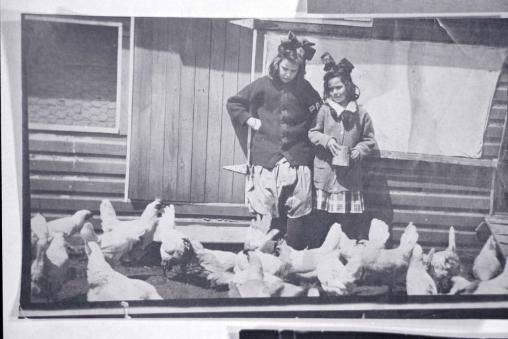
{"left": 490, "top": 104, "right": 507, "bottom": 121}
{"left": 175, "top": 18, "right": 196, "bottom": 201}
{"left": 485, "top": 124, "right": 504, "bottom": 139}
{"left": 483, "top": 142, "right": 501, "bottom": 158}
{"left": 162, "top": 18, "right": 182, "bottom": 200}
{"left": 190, "top": 19, "right": 212, "bottom": 202}
{"left": 218, "top": 23, "right": 240, "bottom": 203}
{"left": 127, "top": 18, "right": 143, "bottom": 198}
{"left": 493, "top": 85, "right": 508, "bottom": 102}
{"left": 366, "top": 190, "right": 490, "bottom": 210}
{"left": 365, "top": 172, "right": 492, "bottom": 192}
{"left": 29, "top": 155, "right": 125, "bottom": 175}
{"left": 30, "top": 176, "right": 124, "bottom": 195}
{"left": 391, "top": 226, "right": 479, "bottom": 247}
{"left": 231, "top": 26, "right": 252, "bottom": 203}
{"left": 29, "top": 136, "right": 127, "bottom": 157}
{"left": 30, "top": 195, "right": 250, "bottom": 217}
{"left": 130, "top": 18, "right": 154, "bottom": 200}
{"left": 382, "top": 209, "right": 485, "bottom": 228}
{"left": 147, "top": 18, "right": 168, "bottom": 199}
{"left": 204, "top": 20, "right": 227, "bottom": 203}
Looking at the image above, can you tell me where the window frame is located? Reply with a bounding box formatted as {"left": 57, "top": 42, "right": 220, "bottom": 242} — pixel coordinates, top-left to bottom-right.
{"left": 24, "top": 15, "right": 124, "bottom": 134}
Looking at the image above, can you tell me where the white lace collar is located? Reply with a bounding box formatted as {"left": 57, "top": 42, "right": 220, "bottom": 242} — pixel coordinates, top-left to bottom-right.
{"left": 326, "top": 98, "right": 358, "bottom": 117}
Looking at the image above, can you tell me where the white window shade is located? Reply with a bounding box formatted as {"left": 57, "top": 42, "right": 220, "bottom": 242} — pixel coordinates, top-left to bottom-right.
{"left": 265, "top": 33, "right": 508, "bottom": 158}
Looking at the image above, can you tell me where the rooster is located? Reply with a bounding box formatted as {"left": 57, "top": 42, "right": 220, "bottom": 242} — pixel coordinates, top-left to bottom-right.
{"left": 155, "top": 205, "right": 194, "bottom": 277}
{"left": 99, "top": 199, "right": 162, "bottom": 265}
{"left": 473, "top": 235, "right": 501, "bottom": 281}
{"left": 80, "top": 223, "right": 163, "bottom": 301}
{"left": 47, "top": 210, "right": 93, "bottom": 237}
{"left": 429, "top": 226, "right": 461, "bottom": 293}
{"left": 406, "top": 244, "right": 437, "bottom": 295}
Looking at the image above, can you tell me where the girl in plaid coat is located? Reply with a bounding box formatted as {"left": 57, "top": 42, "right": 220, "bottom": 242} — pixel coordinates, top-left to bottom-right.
{"left": 308, "top": 54, "right": 376, "bottom": 242}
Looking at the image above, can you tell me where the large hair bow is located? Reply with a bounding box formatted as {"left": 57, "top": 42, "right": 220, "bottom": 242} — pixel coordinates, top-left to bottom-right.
{"left": 279, "top": 31, "right": 316, "bottom": 61}
{"left": 321, "top": 52, "right": 355, "bottom": 75}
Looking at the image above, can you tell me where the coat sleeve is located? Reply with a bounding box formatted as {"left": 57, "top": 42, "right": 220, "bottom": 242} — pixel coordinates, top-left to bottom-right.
{"left": 308, "top": 105, "right": 332, "bottom": 148}
{"left": 352, "top": 112, "right": 377, "bottom": 160}
{"left": 226, "top": 80, "right": 257, "bottom": 126}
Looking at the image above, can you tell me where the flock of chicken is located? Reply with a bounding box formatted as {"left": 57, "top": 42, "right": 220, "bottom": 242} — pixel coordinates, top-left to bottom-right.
{"left": 30, "top": 199, "right": 508, "bottom": 302}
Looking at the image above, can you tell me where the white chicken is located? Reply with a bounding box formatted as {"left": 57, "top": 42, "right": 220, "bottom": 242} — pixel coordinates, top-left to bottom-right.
{"left": 42, "top": 232, "right": 70, "bottom": 301}
{"left": 156, "top": 205, "right": 193, "bottom": 277}
{"left": 80, "top": 223, "right": 163, "bottom": 301}
{"left": 99, "top": 199, "right": 162, "bottom": 266}
{"left": 31, "top": 217, "right": 51, "bottom": 298}
{"left": 336, "top": 219, "right": 389, "bottom": 263}
{"left": 47, "top": 210, "right": 93, "bottom": 237}
{"left": 31, "top": 218, "right": 72, "bottom": 302}
{"left": 448, "top": 262, "right": 508, "bottom": 295}
{"left": 276, "top": 222, "right": 344, "bottom": 277}
{"left": 189, "top": 240, "right": 239, "bottom": 287}
{"left": 429, "top": 226, "right": 461, "bottom": 293}
{"left": 99, "top": 199, "right": 120, "bottom": 233}
{"left": 406, "top": 244, "right": 437, "bottom": 295}
{"left": 471, "top": 261, "right": 508, "bottom": 295}
{"left": 243, "top": 214, "right": 279, "bottom": 253}
{"left": 360, "top": 222, "right": 419, "bottom": 276}
{"left": 317, "top": 250, "right": 357, "bottom": 296}
{"left": 472, "top": 235, "right": 501, "bottom": 281}
{"left": 228, "top": 251, "right": 284, "bottom": 298}
{"left": 235, "top": 250, "right": 289, "bottom": 278}
{"left": 31, "top": 214, "right": 48, "bottom": 259}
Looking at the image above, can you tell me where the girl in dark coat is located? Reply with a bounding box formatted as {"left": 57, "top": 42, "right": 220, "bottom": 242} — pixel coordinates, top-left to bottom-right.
{"left": 227, "top": 32, "right": 321, "bottom": 249}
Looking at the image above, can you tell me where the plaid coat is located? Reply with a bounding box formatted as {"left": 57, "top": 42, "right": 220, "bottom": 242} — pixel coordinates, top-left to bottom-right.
{"left": 308, "top": 102, "right": 376, "bottom": 192}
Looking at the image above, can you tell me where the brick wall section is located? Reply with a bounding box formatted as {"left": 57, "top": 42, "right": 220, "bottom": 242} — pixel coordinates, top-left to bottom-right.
{"left": 26, "top": 20, "right": 118, "bottom": 128}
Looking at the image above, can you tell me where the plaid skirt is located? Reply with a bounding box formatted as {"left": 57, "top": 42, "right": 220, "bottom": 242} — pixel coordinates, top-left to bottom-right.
{"left": 314, "top": 189, "right": 364, "bottom": 214}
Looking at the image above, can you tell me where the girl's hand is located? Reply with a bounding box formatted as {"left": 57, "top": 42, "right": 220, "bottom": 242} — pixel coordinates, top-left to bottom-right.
{"left": 327, "top": 138, "right": 340, "bottom": 156}
{"left": 350, "top": 149, "right": 360, "bottom": 160}
{"left": 246, "top": 117, "right": 262, "bottom": 131}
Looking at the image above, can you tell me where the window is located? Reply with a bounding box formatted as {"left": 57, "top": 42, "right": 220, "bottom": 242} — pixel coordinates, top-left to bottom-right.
{"left": 24, "top": 15, "right": 123, "bottom": 133}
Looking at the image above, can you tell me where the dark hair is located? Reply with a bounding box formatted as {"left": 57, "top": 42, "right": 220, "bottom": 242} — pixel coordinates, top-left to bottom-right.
{"left": 321, "top": 55, "right": 360, "bottom": 102}
{"left": 323, "top": 70, "right": 360, "bottom": 102}
{"left": 268, "top": 48, "right": 306, "bottom": 83}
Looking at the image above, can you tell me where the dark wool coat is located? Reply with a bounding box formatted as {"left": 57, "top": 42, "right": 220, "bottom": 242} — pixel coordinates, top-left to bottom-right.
{"left": 308, "top": 102, "right": 376, "bottom": 192}
{"left": 227, "top": 75, "right": 321, "bottom": 169}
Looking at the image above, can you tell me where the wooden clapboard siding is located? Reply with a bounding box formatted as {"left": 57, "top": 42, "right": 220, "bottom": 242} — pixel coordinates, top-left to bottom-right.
{"left": 148, "top": 18, "right": 168, "bottom": 199}
{"left": 162, "top": 18, "right": 182, "bottom": 200}
{"left": 28, "top": 131, "right": 128, "bottom": 214}
{"left": 204, "top": 20, "right": 227, "bottom": 202}
{"left": 232, "top": 27, "right": 252, "bottom": 202}
{"left": 190, "top": 19, "right": 212, "bottom": 202}
{"left": 129, "top": 18, "right": 250, "bottom": 203}
{"left": 218, "top": 22, "right": 241, "bottom": 203}
{"left": 482, "top": 65, "right": 508, "bottom": 159}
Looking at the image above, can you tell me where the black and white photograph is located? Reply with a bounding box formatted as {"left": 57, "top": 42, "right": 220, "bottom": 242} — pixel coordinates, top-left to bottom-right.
{"left": 3, "top": 0, "right": 508, "bottom": 338}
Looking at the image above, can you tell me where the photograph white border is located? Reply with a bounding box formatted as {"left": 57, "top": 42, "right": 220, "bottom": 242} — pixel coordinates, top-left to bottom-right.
{"left": 3, "top": 1, "right": 508, "bottom": 338}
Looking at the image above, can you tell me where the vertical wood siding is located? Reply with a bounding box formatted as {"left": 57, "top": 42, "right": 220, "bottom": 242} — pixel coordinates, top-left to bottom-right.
{"left": 129, "top": 18, "right": 251, "bottom": 203}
